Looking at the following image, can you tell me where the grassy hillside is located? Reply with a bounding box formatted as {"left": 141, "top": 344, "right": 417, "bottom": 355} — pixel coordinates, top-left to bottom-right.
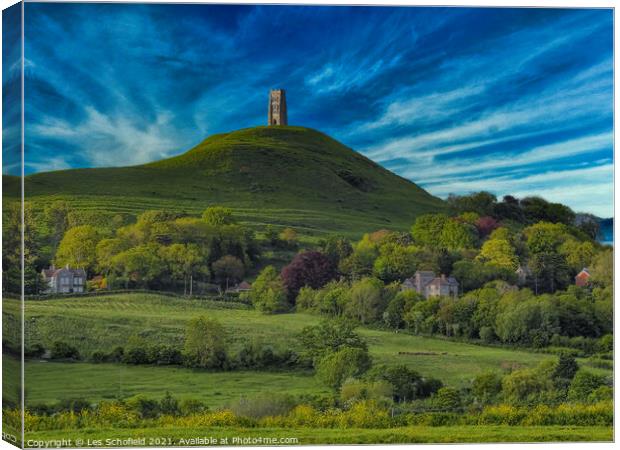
{"left": 5, "top": 126, "right": 445, "bottom": 237}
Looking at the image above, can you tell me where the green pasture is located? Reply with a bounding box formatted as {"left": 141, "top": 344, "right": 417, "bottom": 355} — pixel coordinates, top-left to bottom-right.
{"left": 0, "top": 292, "right": 609, "bottom": 408}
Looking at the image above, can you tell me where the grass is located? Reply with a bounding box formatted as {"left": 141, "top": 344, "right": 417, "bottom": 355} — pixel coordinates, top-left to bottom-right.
{"left": 23, "top": 425, "right": 613, "bottom": 445}
{"left": 4, "top": 126, "right": 445, "bottom": 237}
{"left": 2, "top": 292, "right": 610, "bottom": 408}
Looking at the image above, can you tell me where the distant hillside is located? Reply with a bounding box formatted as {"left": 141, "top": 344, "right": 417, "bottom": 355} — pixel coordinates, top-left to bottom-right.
{"left": 4, "top": 126, "right": 445, "bottom": 237}
{"left": 598, "top": 218, "right": 613, "bottom": 244}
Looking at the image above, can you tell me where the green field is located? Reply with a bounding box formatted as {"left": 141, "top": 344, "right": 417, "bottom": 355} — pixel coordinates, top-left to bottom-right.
{"left": 23, "top": 425, "right": 613, "bottom": 446}
{"left": 2, "top": 293, "right": 610, "bottom": 408}
{"left": 3, "top": 126, "right": 445, "bottom": 238}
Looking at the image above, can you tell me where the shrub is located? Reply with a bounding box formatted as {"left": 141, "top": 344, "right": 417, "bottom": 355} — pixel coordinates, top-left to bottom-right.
{"left": 434, "top": 387, "right": 462, "bottom": 411}
{"left": 183, "top": 316, "right": 228, "bottom": 369}
{"left": 123, "top": 347, "right": 149, "bottom": 365}
{"left": 339, "top": 400, "right": 391, "bottom": 428}
{"left": 568, "top": 370, "right": 607, "bottom": 402}
{"left": 472, "top": 372, "right": 502, "bottom": 404}
{"left": 108, "top": 346, "right": 124, "bottom": 362}
{"left": 340, "top": 379, "right": 392, "bottom": 405}
{"left": 248, "top": 266, "right": 289, "bottom": 314}
{"left": 598, "top": 334, "right": 613, "bottom": 352}
{"left": 160, "top": 392, "right": 180, "bottom": 416}
{"left": 501, "top": 368, "right": 550, "bottom": 404}
{"left": 126, "top": 395, "right": 160, "bottom": 419}
{"left": 50, "top": 341, "right": 80, "bottom": 360}
{"left": 552, "top": 353, "right": 579, "bottom": 389}
{"left": 587, "top": 386, "right": 613, "bottom": 403}
{"left": 57, "top": 398, "right": 91, "bottom": 413}
{"left": 316, "top": 347, "right": 371, "bottom": 390}
{"left": 298, "top": 318, "right": 367, "bottom": 364}
{"left": 91, "top": 351, "right": 107, "bottom": 363}
{"left": 228, "top": 393, "right": 296, "bottom": 419}
{"left": 180, "top": 399, "right": 209, "bottom": 416}
{"left": 25, "top": 343, "right": 45, "bottom": 358}
{"left": 479, "top": 326, "right": 495, "bottom": 343}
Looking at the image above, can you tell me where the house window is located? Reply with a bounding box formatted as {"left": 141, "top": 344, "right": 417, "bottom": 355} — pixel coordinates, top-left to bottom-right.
{"left": 74, "top": 277, "right": 82, "bottom": 285}
{"left": 61, "top": 277, "right": 70, "bottom": 285}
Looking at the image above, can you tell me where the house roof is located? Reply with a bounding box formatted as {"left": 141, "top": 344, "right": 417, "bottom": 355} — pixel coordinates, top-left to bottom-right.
{"left": 42, "top": 266, "right": 86, "bottom": 279}
{"left": 576, "top": 268, "right": 590, "bottom": 278}
{"left": 416, "top": 270, "right": 436, "bottom": 277}
{"left": 427, "top": 276, "right": 458, "bottom": 287}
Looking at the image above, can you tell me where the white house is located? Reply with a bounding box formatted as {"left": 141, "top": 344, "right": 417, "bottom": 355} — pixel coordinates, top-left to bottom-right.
{"left": 41, "top": 265, "right": 86, "bottom": 294}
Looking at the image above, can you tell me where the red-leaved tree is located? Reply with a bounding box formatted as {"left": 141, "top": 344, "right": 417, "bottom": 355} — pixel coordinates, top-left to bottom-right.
{"left": 281, "top": 251, "right": 336, "bottom": 301}
{"left": 475, "top": 216, "right": 500, "bottom": 238}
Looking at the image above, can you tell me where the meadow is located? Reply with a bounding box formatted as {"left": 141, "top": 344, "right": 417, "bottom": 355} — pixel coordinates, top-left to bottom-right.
{"left": 3, "top": 293, "right": 611, "bottom": 408}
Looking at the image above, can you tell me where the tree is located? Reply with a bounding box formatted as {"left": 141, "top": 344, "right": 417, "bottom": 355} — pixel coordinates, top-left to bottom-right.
{"left": 447, "top": 192, "right": 497, "bottom": 216}
{"left": 380, "top": 365, "right": 422, "bottom": 402}
{"left": 339, "top": 234, "right": 378, "bottom": 279}
{"left": 321, "top": 235, "right": 353, "bottom": 267}
{"left": 523, "top": 222, "right": 569, "bottom": 254}
{"left": 278, "top": 228, "right": 298, "bottom": 249}
{"left": 96, "top": 238, "right": 129, "bottom": 276}
{"left": 475, "top": 216, "right": 500, "bottom": 238}
{"left": 248, "top": 266, "right": 289, "bottom": 313}
{"left": 439, "top": 219, "right": 477, "bottom": 250}
{"left": 281, "top": 251, "right": 335, "bottom": 301}
{"left": 111, "top": 244, "right": 165, "bottom": 288}
{"left": 345, "top": 277, "right": 386, "bottom": 324}
{"left": 452, "top": 260, "right": 515, "bottom": 293}
{"left": 202, "top": 206, "right": 235, "bottom": 226}
{"left": 404, "top": 297, "right": 442, "bottom": 335}
{"left": 55, "top": 225, "right": 102, "bottom": 274}
{"left": 477, "top": 238, "right": 519, "bottom": 270}
{"left": 160, "top": 243, "right": 207, "bottom": 295}
{"left": 559, "top": 239, "right": 595, "bottom": 272}
{"left": 568, "top": 370, "right": 607, "bottom": 402}
{"left": 315, "top": 347, "right": 371, "bottom": 390}
{"left": 212, "top": 255, "right": 245, "bottom": 291}
{"left": 494, "top": 294, "right": 560, "bottom": 346}
{"left": 372, "top": 243, "right": 418, "bottom": 283}
{"left": 501, "top": 368, "right": 551, "bottom": 403}
{"left": 590, "top": 249, "right": 612, "bottom": 287}
{"left": 3, "top": 202, "right": 41, "bottom": 294}
{"left": 298, "top": 319, "right": 367, "bottom": 364}
{"left": 43, "top": 200, "right": 70, "bottom": 253}
{"left": 529, "top": 252, "right": 571, "bottom": 294}
{"left": 434, "top": 387, "right": 462, "bottom": 410}
{"left": 552, "top": 353, "right": 579, "bottom": 387}
{"left": 383, "top": 290, "right": 422, "bottom": 329}
{"left": 411, "top": 214, "right": 449, "bottom": 247}
{"left": 264, "top": 225, "right": 279, "bottom": 246}
{"left": 520, "top": 196, "right": 575, "bottom": 225}
{"left": 183, "top": 316, "right": 228, "bottom": 368}
{"left": 472, "top": 372, "right": 502, "bottom": 404}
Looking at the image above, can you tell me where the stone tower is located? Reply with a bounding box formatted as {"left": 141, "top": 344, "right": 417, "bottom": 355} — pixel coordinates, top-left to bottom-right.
{"left": 268, "top": 89, "right": 288, "bottom": 126}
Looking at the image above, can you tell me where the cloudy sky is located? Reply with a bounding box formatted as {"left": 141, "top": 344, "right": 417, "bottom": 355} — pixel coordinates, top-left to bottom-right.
{"left": 3, "top": 4, "right": 614, "bottom": 216}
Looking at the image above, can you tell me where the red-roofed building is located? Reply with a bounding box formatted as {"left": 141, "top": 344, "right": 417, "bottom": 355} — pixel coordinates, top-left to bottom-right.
{"left": 575, "top": 268, "right": 591, "bottom": 287}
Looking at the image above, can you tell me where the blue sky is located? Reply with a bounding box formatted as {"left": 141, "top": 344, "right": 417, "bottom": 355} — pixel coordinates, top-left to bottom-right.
{"left": 2, "top": 4, "right": 614, "bottom": 216}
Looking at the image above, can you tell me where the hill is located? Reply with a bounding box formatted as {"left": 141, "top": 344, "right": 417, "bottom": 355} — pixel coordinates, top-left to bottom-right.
{"left": 4, "top": 126, "right": 445, "bottom": 236}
